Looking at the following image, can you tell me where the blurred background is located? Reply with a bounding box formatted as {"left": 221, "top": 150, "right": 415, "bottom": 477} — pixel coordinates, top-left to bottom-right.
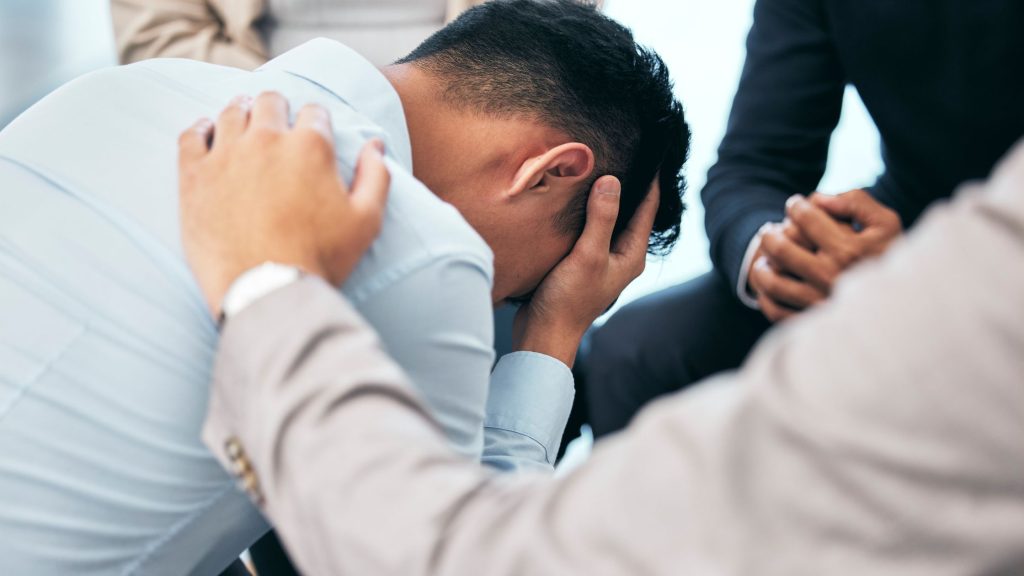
{"left": 0, "top": 0, "right": 881, "bottom": 309}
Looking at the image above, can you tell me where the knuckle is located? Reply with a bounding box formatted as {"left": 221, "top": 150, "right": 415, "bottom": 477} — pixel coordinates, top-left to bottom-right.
{"left": 295, "top": 129, "right": 332, "bottom": 157}
{"left": 750, "top": 264, "right": 767, "bottom": 289}
{"left": 762, "top": 230, "right": 790, "bottom": 259}
{"left": 849, "top": 188, "right": 869, "bottom": 201}
{"left": 799, "top": 285, "right": 820, "bottom": 305}
{"left": 594, "top": 203, "right": 618, "bottom": 226}
{"left": 832, "top": 246, "right": 858, "bottom": 268}
{"left": 250, "top": 125, "right": 280, "bottom": 145}
{"left": 884, "top": 210, "right": 902, "bottom": 230}
{"left": 760, "top": 298, "right": 781, "bottom": 321}
{"left": 758, "top": 271, "right": 780, "bottom": 297}
{"left": 789, "top": 203, "right": 812, "bottom": 226}
{"left": 782, "top": 224, "right": 804, "bottom": 243}
{"left": 813, "top": 270, "right": 836, "bottom": 292}
{"left": 630, "top": 257, "right": 647, "bottom": 278}
{"left": 178, "top": 130, "right": 195, "bottom": 149}
{"left": 218, "top": 102, "right": 242, "bottom": 121}
{"left": 820, "top": 262, "right": 840, "bottom": 287}
{"left": 300, "top": 102, "right": 329, "bottom": 120}
{"left": 582, "top": 247, "right": 606, "bottom": 269}
{"left": 256, "top": 91, "right": 285, "bottom": 106}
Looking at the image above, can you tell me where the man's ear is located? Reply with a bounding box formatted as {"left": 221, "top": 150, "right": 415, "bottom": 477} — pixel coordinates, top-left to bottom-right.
{"left": 509, "top": 143, "right": 595, "bottom": 198}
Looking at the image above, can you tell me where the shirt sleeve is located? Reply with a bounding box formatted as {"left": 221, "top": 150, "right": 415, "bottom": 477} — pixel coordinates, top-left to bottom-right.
{"left": 735, "top": 223, "right": 772, "bottom": 309}
{"left": 203, "top": 142, "right": 1024, "bottom": 576}
{"left": 349, "top": 255, "right": 495, "bottom": 461}
{"left": 702, "top": 0, "right": 846, "bottom": 292}
{"left": 483, "top": 351, "right": 575, "bottom": 473}
{"left": 352, "top": 254, "right": 570, "bottom": 472}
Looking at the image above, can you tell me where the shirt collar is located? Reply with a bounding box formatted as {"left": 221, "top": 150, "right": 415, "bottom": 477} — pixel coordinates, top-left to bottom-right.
{"left": 259, "top": 39, "right": 414, "bottom": 170}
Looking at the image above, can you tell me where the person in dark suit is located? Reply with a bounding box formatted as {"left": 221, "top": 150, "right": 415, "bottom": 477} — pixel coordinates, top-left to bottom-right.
{"left": 581, "top": 0, "right": 1024, "bottom": 437}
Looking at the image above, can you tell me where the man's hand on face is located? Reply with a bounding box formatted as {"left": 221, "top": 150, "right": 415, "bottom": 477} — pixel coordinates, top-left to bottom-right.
{"left": 512, "top": 177, "right": 659, "bottom": 367}
{"left": 749, "top": 189, "right": 903, "bottom": 322}
{"left": 178, "top": 92, "right": 391, "bottom": 319}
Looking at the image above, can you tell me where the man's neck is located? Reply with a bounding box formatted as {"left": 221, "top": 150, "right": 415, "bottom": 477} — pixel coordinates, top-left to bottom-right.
{"left": 379, "top": 63, "right": 417, "bottom": 107}
{"left": 380, "top": 63, "right": 443, "bottom": 174}
{"left": 379, "top": 64, "right": 517, "bottom": 305}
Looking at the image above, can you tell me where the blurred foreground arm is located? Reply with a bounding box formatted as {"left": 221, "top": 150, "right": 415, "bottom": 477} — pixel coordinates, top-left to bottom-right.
{"left": 203, "top": 136, "right": 1024, "bottom": 575}
{"left": 112, "top": 0, "right": 267, "bottom": 68}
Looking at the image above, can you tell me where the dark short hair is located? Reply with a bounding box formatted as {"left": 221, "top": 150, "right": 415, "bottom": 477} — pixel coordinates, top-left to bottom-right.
{"left": 398, "top": 0, "right": 690, "bottom": 254}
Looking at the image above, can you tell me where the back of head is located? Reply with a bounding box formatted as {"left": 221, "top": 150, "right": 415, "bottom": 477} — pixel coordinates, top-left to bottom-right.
{"left": 398, "top": 0, "right": 690, "bottom": 254}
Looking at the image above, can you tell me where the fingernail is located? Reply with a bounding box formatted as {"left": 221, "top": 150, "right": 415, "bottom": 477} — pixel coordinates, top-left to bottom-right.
{"left": 230, "top": 95, "right": 252, "bottom": 111}
{"left": 598, "top": 179, "right": 620, "bottom": 197}
{"left": 785, "top": 194, "right": 803, "bottom": 210}
{"left": 371, "top": 139, "right": 385, "bottom": 155}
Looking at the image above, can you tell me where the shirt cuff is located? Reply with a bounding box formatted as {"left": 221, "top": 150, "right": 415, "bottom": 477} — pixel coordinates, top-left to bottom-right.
{"left": 485, "top": 351, "right": 575, "bottom": 465}
{"left": 736, "top": 223, "right": 773, "bottom": 310}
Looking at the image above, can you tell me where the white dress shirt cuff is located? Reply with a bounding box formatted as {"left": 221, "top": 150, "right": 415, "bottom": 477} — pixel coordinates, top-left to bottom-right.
{"left": 485, "top": 351, "right": 575, "bottom": 466}
{"left": 221, "top": 262, "right": 303, "bottom": 321}
{"left": 736, "top": 223, "right": 773, "bottom": 310}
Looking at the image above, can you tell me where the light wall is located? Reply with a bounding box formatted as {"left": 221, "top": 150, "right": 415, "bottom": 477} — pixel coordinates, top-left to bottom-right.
{"left": 0, "top": 0, "right": 116, "bottom": 128}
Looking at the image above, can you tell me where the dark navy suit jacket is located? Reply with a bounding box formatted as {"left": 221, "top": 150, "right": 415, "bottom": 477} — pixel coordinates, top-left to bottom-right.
{"left": 704, "top": 0, "right": 1024, "bottom": 291}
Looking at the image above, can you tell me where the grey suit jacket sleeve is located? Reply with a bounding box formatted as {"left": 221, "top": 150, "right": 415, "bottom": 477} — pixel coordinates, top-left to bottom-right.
{"left": 203, "top": 142, "right": 1024, "bottom": 576}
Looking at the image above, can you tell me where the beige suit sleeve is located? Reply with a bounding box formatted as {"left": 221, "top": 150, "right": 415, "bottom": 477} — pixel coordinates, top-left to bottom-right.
{"left": 111, "top": 0, "right": 267, "bottom": 68}
{"left": 204, "top": 143, "right": 1024, "bottom": 575}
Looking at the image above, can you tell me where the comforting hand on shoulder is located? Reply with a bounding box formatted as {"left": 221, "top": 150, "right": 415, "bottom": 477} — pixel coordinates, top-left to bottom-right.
{"left": 177, "top": 92, "right": 391, "bottom": 318}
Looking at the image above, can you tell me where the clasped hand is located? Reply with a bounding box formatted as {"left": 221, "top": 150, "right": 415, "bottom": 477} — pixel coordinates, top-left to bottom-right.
{"left": 750, "top": 189, "right": 903, "bottom": 322}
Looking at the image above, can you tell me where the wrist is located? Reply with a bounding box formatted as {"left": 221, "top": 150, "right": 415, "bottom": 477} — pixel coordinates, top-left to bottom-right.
{"left": 513, "top": 323, "right": 585, "bottom": 368}
{"left": 216, "top": 262, "right": 307, "bottom": 324}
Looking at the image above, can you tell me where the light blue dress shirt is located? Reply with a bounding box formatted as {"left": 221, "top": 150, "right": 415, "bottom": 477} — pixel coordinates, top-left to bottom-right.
{"left": 0, "top": 39, "right": 574, "bottom": 575}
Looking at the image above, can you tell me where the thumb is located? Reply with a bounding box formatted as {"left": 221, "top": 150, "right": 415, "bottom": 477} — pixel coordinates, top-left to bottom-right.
{"left": 576, "top": 176, "right": 621, "bottom": 255}
{"left": 350, "top": 139, "right": 391, "bottom": 221}
{"left": 613, "top": 180, "right": 659, "bottom": 257}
